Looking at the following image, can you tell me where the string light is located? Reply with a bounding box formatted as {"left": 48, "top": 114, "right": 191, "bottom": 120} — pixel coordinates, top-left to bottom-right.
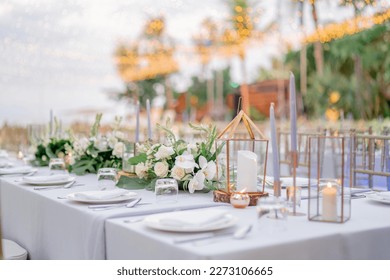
{"left": 115, "top": 2, "right": 264, "bottom": 82}
{"left": 305, "top": 9, "right": 390, "bottom": 44}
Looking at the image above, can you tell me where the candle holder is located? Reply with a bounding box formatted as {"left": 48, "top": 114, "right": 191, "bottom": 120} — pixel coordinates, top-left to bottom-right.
{"left": 230, "top": 192, "right": 250, "bottom": 208}
{"left": 122, "top": 142, "right": 137, "bottom": 174}
{"left": 308, "top": 135, "right": 351, "bottom": 223}
{"left": 213, "top": 110, "right": 269, "bottom": 206}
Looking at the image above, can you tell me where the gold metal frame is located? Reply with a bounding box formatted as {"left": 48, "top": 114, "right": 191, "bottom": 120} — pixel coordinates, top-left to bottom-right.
{"left": 308, "top": 135, "right": 351, "bottom": 223}
{"left": 351, "top": 130, "right": 390, "bottom": 189}
{"left": 214, "top": 110, "right": 269, "bottom": 206}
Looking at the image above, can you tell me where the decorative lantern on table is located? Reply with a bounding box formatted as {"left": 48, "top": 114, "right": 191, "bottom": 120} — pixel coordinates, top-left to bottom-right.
{"left": 213, "top": 110, "right": 269, "bottom": 206}
{"left": 308, "top": 135, "right": 351, "bottom": 223}
{"left": 121, "top": 142, "right": 137, "bottom": 174}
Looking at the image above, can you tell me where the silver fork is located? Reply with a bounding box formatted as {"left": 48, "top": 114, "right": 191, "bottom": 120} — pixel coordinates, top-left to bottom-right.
{"left": 34, "top": 181, "right": 78, "bottom": 191}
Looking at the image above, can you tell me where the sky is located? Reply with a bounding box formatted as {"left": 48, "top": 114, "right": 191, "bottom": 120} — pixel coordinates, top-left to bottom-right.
{"left": 0, "top": 0, "right": 388, "bottom": 125}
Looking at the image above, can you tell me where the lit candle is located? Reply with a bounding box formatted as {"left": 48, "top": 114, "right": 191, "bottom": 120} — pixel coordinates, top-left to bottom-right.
{"left": 322, "top": 182, "right": 338, "bottom": 221}
{"left": 135, "top": 101, "right": 140, "bottom": 143}
{"left": 289, "top": 72, "right": 297, "bottom": 152}
{"left": 146, "top": 99, "right": 152, "bottom": 140}
{"left": 270, "top": 103, "right": 280, "bottom": 184}
{"left": 237, "top": 150, "right": 258, "bottom": 192}
{"left": 230, "top": 190, "right": 250, "bottom": 209}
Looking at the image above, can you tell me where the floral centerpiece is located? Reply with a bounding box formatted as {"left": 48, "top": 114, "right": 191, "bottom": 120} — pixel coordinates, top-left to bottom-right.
{"left": 70, "top": 114, "right": 126, "bottom": 175}
{"left": 32, "top": 138, "right": 72, "bottom": 167}
{"left": 31, "top": 119, "right": 73, "bottom": 167}
{"left": 127, "top": 123, "right": 223, "bottom": 193}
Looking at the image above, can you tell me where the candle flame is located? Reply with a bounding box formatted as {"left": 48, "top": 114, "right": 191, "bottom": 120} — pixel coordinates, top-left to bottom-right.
{"left": 240, "top": 188, "right": 247, "bottom": 193}
{"left": 327, "top": 182, "right": 332, "bottom": 188}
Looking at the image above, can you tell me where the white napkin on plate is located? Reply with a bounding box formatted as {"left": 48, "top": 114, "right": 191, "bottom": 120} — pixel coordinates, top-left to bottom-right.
{"left": 157, "top": 208, "right": 229, "bottom": 228}
{"left": 378, "top": 192, "right": 390, "bottom": 200}
{"left": 0, "top": 166, "right": 32, "bottom": 174}
{"left": 23, "top": 174, "right": 70, "bottom": 183}
{"left": 73, "top": 189, "right": 130, "bottom": 200}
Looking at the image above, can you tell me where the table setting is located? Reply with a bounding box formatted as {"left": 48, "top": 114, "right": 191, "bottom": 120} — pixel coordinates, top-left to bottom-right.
{"left": 1, "top": 76, "right": 390, "bottom": 260}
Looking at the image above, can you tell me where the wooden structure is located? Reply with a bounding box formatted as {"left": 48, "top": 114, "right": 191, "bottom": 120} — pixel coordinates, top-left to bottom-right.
{"left": 227, "top": 79, "right": 291, "bottom": 118}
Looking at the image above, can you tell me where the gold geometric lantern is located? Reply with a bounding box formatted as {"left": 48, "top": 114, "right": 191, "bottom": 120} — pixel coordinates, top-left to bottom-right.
{"left": 213, "top": 110, "right": 269, "bottom": 206}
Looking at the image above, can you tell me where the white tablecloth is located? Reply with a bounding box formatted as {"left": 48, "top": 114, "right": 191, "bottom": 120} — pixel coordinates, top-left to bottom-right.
{"left": 105, "top": 199, "right": 390, "bottom": 259}
{"left": 0, "top": 169, "right": 220, "bottom": 259}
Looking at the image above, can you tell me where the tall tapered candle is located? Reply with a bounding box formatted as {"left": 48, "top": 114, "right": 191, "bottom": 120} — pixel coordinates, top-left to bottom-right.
{"left": 135, "top": 101, "right": 140, "bottom": 143}
{"left": 146, "top": 99, "right": 152, "bottom": 140}
{"left": 289, "top": 72, "right": 297, "bottom": 152}
{"left": 49, "top": 109, "right": 53, "bottom": 137}
{"left": 270, "top": 103, "right": 280, "bottom": 183}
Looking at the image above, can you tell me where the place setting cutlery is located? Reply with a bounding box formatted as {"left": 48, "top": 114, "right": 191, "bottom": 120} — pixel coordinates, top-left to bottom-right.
{"left": 173, "top": 224, "right": 253, "bottom": 245}
{"left": 88, "top": 198, "right": 151, "bottom": 211}
{"left": 34, "top": 181, "right": 84, "bottom": 191}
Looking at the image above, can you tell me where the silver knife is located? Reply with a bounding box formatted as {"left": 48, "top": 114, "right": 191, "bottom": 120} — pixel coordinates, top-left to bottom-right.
{"left": 173, "top": 230, "right": 236, "bottom": 244}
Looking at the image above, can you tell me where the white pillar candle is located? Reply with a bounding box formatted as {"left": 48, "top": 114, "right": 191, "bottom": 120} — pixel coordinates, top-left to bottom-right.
{"left": 146, "top": 99, "right": 152, "bottom": 140}
{"left": 237, "top": 150, "right": 258, "bottom": 192}
{"left": 322, "top": 182, "right": 338, "bottom": 221}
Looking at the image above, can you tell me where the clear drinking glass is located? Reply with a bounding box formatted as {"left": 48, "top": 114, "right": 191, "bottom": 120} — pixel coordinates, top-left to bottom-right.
{"left": 49, "top": 158, "right": 67, "bottom": 174}
{"left": 286, "top": 186, "right": 302, "bottom": 208}
{"left": 97, "top": 168, "right": 118, "bottom": 190}
{"left": 155, "top": 178, "right": 178, "bottom": 203}
{"left": 256, "top": 196, "right": 288, "bottom": 233}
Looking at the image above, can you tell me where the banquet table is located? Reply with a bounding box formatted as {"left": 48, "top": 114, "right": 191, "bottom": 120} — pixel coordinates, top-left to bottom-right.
{"left": 105, "top": 198, "right": 390, "bottom": 260}
{"left": 0, "top": 168, "right": 220, "bottom": 259}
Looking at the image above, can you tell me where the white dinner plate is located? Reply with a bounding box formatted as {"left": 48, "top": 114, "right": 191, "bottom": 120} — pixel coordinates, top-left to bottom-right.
{"left": 144, "top": 213, "right": 238, "bottom": 233}
{"left": 66, "top": 191, "right": 138, "bottom": 204}
{"left": 0, "top": 167, "right": 36, "bottom": 175}
{"left": 261, "top": 176, "right": 316, "bottom": 188}
{"left": 366, "top": 192, "right": 390, "bottom": 205}
{"left": 22, "top": 176, "right": 75, "bottom": 186}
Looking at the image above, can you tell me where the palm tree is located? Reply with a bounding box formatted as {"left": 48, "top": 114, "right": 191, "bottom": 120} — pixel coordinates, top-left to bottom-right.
{"left": 225, "top": 0, "right": 254, "bottom": 114}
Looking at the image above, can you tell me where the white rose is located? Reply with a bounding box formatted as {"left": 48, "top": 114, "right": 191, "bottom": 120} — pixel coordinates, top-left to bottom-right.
{"left": 108, "top": 136, "right": 118, "bottom": 149}
{"left": 95, "top": 137, "right": 108, "bottom": 151}
{"left": 154, "top": 161, "right": 169, "bottom": 178}
{"left": 115, "top": 131, "right": 125, "bottom": 140}
{"left": 74, "top": 137, "right": 89, "bottom": 155}
{"left": 136, "top": 143, "right": 147, "bottom": 153}
{"left": 135, "top": 162, "right": 148, "bottom": 179}
{"left": 171, "top": 165, "right": 186, "bottom": 181}
{"left": 154, "top": 145, "right": 174, "bottom": 160}
{"left": 112, "top": 142, "right": 125, "bottom": 158}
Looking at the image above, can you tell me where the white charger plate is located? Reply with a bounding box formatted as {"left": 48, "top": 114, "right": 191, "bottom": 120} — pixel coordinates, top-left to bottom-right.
{"left": 66, "top": 191, "right": 137, "bottom": 204}
{"left": 144, "top": 213, "right": 238, "bottom": 233}
{"left": 0, "top": 167, "right": 36, "bottom": 175}
{"left": 366, "top": 192, "right": 390, "bottom": 205}
{"left": 22, "top": 176, "right": 75, "bottom": 186}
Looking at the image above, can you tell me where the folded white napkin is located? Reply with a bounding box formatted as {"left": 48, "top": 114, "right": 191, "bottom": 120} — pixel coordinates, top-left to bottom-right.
{"left": 0, "top": 162, "right": 13, "bottom": 168}
{"left": 73, "top": 189, "right": 130, "bottom": 200}
{"left": 157, "top": 208, "right": 229, "bottom": 228}
{"left": 23, "top": 174, "right": 70, "bottom": 183}
{"left": 0, "top": 150, "right": 8, "bottom": 158}
{"left": 378, "top": 192, "right": 390, "bottom": 200}
{"left": 0, "top": 166, "right": 32, "bottom": 174}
